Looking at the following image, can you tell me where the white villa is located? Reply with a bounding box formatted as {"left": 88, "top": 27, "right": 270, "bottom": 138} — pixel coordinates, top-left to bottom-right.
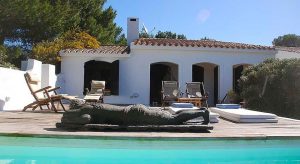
{"left": 59, "top": 18, "right": 300, "bottom": 106}
{"left": 1, "top": 17, "right": 299, "bottom": 111}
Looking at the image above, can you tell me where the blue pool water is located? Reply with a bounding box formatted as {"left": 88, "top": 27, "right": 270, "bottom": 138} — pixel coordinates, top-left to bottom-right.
{"left": 0, "top": 136, "right": 299, "bottom": 164}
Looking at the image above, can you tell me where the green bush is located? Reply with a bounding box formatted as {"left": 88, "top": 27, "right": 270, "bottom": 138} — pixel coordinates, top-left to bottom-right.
{"left": 240, "top": 58, "right": 300, "bottom": 119}
{"left": 0, "top": 45, "right": 25, "bottom": 69}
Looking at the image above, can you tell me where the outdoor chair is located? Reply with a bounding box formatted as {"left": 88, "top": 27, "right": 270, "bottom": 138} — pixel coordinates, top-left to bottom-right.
{"left": 23, "top": 72, "right": 65, "bottom": 112}
{"left": 185, "top": 82, "right": 209, "bottom": 108}
{"left": 161, "top": 81, "right": 181, "bottom": 106}
{"left": 84, "top": 80, "right": 105, "bottom": 103}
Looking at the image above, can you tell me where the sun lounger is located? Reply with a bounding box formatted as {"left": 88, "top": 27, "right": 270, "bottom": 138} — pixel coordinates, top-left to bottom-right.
{"left": 169, "top": 103, "right": 220, "bottom": 123}
{"left": 84, "top": 80, "right": 105, "bottom": 103}
{"left": 210, "top": 107, "right": 278, "bottom": 123}
{"left": 23, "top": 72, "right": 65, "bottom": 112}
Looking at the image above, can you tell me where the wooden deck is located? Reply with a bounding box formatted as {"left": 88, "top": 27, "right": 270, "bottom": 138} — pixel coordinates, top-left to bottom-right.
{"left": 0, "top": 110, "right": 300, "bottom": 138}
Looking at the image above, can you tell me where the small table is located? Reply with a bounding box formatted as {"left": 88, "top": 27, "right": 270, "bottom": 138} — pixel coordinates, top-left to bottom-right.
{"left": 177, "top": 97, "right": 202, "bottom": 107}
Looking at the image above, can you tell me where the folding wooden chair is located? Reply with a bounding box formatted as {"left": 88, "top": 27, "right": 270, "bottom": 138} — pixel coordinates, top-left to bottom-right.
{"left": 186, "top": 82, "right": 209, "bottom": 108}
{"left": 23, "top": 72, "right": 65, "bottom": 112}
{"left": 161, "top": 81, "right": 180, "bottom": 106}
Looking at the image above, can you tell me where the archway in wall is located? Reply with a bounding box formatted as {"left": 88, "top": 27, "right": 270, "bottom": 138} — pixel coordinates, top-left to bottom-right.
{"left": 233, "top": 64, "right": 251, "bottom": 94}
{"left": 150, "top": 62, "right": 178, "bottom": 106}
{"left": 192, "top": 62, "right": 219, "bottom": 106}
{"left": 84, "top": 60, "right": 119, "bottom": 95}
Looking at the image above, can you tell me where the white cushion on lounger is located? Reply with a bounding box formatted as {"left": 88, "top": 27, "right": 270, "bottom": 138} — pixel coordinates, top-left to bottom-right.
{"left": 83, "top": 95, "right": 101, "bottom": 101}
{"left": 171, "top": 103, "right": 194, "bottom": 108}
{"left": 169, "top": 106, "right": 199, "bottom": 112}
{"left": 210, "top": 107, "right": 278, "bottom": 123}
{"left": 28, "top": 73, "right": 41, "bottom": 82}
{"left": 216, "top": 104, "right": 241, "bottom": 109}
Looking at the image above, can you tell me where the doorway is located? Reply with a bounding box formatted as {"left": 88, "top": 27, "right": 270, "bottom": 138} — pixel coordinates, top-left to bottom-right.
{"left": 84, "top": 60, "right": 119, "bottom": 95}
{"left": 150, "top": 62, "right": 178, "bottom": 105}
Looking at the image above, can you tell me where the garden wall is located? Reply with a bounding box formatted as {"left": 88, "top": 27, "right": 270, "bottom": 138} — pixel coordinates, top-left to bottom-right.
{"left": 0, "top": 59, "right": 59, "bottom": 111}
{"left": 276, "top": 50, "right": 300, "bottom": 59}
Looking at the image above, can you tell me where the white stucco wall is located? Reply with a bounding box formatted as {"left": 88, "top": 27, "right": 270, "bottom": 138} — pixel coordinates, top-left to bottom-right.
{"left": 275, "top": 50, "right": 300, "bottom": 59}
{"left": 61, "top": 46, "right": 275, "bottom": 106}
{"left": 0, "top": 59, "right": 58, "bottom": 111}
{"left": 1, "top": 59, "right": 40, "bottom": 111}
{"left": 60, "top": 53, "right": 130, "bottom": 102}
{"left": 0, "top": 68, "right": 33, "bottom": 111}
{"left": 125, "top": 46, "right": 275, "bottom": 105}
{"left": 42, "top": 64, "right": 57, "bottom": 88}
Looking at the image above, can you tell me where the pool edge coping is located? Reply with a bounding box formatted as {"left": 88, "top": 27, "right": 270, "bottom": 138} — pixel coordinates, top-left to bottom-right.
{"left": 1, "top": 132, "right": 300, "bottom": 141}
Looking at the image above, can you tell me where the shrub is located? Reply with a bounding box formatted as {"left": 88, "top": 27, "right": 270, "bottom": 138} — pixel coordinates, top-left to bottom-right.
{"left": 240, "top": 58, "right": 300, "bottom": 119}
{"left": 227, "top": 90, "right": 240, "bottom": 104}
{"left": 0, "top": 45, "right": 25, "bottom": 69}
{"left": 31, "top": 30, "right": 100, "bottom": 65}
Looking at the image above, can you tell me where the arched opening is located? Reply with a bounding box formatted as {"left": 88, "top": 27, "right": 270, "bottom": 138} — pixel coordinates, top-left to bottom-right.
{"left": 84, "top": 60, "right": 119, "bottom": 95}
{"left": 192, "top": 62, "right": 219, "bottom": 106}
{"left": 150, "top": 62, "right": 178, "bottom": 106}
{"left": 233, "top": 64, "right": 251, "bottom": 94}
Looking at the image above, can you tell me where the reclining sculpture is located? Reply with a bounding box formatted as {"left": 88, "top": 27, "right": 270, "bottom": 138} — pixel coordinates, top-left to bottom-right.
{"left": 59, "top": 99, "right": 210, "bottom": 126}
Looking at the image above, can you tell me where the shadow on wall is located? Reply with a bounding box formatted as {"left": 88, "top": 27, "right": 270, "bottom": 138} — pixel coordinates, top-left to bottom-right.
{"left": 55, "top": 73, "right": 65, "bottom": 94}
{"left": 0, "top": 99, "right": 5, "bottom": 111}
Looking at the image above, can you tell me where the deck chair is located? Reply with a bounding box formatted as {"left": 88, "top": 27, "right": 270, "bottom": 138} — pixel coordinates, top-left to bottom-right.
{"left": 161, "top": 81, "right": 180, "bottom": 106}
{"left": 84, "top": 80, "right": 105, "bottom": 103}
{"left": 186, "top": 82, "right": 209, "bottom": 108}
{"left": 23, "top": 72, "right": 65, "bottom": 112}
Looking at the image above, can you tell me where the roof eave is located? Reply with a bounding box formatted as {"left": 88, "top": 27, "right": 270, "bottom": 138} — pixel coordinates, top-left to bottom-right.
{"left": 131, "top": 44, "right": 276, "bottom": 54}
{"left": 59, "top": 52, "right": 130, "bottom": 58}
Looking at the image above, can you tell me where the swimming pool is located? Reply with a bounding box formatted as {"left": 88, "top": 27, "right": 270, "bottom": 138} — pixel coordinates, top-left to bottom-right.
{"left": 0, "top": 136, "right": 299, "bottom": 164}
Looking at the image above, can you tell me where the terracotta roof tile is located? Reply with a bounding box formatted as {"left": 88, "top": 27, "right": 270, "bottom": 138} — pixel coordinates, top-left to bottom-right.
{"left": 61, "top": 45, "right": 130, "bottom": 54}
{"left": 134, "top": 38, "right": 275, "bottom": 50}
{"left": 276, "top": 46, "right": 300, "bottom": 54}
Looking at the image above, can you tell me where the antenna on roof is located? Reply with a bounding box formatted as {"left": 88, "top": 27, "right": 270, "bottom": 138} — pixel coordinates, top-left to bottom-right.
{"left": 142, "top": 23, "right": 149, "bottom": 34}
{"left": 150, "top": 27, "right": 156, "bottom": 34}
{"left": 141, "top": 22, "right": 155, "bottom": 38}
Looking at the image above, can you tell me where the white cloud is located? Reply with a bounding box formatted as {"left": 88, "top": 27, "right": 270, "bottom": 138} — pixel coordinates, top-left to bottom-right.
{"left": 197, "top": 9, "right": 211, "bottom": 23}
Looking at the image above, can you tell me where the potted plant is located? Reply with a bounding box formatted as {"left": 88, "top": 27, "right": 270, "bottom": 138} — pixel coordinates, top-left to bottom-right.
{"left": 227, "top": 90, "right": 240, "bottom": 104}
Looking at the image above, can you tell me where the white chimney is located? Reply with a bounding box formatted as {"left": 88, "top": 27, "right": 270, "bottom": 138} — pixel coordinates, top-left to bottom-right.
{"left": 127, "top": 17, "right": 139, "bottom": 45}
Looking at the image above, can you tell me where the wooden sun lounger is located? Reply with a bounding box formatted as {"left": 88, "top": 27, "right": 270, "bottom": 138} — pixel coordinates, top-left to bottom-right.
{"left": 23, "top": 72, "right": 65, "bottom": 112}
{"left": 84, "top": 80, "right": 105, "bottom": 103}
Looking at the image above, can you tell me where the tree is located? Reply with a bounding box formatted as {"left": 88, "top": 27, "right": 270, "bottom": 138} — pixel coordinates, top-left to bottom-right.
{"left": 139, "top": 32, "right": 152, "bottom": 38}
{"left": 67, "top": 0, "right": 126, "bottom": 45}
{"left": 272, "top": 34, "right": 300, "bottom": 47}
{"left": 155, "top": 31, "right": 187, "bottom": 39}
{"left": 0, "top": 45, "right": 25, "bottom": 69}
{"left": 240, "top": 58, "right": 300, "bottom": 119}
{"left": 0, "top": 0, "right": 126, "bottom": 47}
{"left": 177, "top": 34, "right": 187, "bottom": 39}
{"left": 31, "top": 30, "right": 100, "bottom": 65}
{"left": 140, "top": 30, "right": 187, "bottom": 39}
{"left": 201, "top": 37, "right": 215, "bottom": 41}
{"left": 0, "top": 0, "right": 73, "bottom": 47}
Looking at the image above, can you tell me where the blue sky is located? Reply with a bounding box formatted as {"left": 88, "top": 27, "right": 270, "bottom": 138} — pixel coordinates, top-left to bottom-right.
{"left": 105, "top": 0, "right": 300, "bottom": 46}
